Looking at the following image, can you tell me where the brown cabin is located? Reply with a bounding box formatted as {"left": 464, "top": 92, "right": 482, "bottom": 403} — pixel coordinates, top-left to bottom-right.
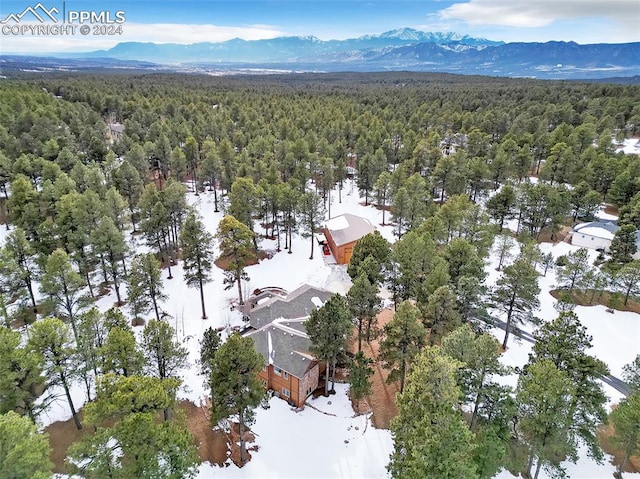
{"left": 323, "top": 213, "right": 376, "bottom": 265}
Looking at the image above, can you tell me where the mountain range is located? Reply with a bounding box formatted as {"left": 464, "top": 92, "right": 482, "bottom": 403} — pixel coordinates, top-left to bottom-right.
{"left": 4, "top": 28, "right": 640, "bottom": 80}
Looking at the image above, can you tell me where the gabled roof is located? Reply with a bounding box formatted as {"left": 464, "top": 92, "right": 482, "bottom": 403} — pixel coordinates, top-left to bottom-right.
{"left": 248, "top": 284, "right": 332, "bottom": 330}
{"left": 573, "top": 220, "right": 640, "bottom": 247}
{"left": 246, "top": 319, "right": 316, "bottom": 379}
{"left": 324, "top": 213, "right": 376, "bottom": 247}
{"left": 573, "top": 220, "right": 619, "bottom": 239}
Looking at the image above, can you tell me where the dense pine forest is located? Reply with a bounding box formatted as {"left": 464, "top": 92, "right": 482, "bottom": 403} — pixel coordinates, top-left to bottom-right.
{"left": 0, "top": 72, "right": 639, "bottom": 479}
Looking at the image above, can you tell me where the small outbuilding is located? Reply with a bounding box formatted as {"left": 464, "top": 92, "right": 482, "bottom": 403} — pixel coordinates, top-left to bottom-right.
{"left": 571, "top": 220, "right": 619, "bottom": 251}
{"left": 571, "top": 220, "right": 640, "bottom": 258}
{"left": 323, "top": 213, "right": 376, "bottom": 265}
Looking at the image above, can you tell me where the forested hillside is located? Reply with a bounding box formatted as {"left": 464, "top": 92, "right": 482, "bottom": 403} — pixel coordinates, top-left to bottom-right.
{"left": 0, "top": 72, "right": 639, "bottom": 478}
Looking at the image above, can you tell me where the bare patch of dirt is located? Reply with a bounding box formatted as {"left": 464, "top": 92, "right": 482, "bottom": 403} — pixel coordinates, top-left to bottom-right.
{"left": 214, "top": 250, "right": 270, "bottom": 270}
{"left": 179, "top": 400, "right": 229, "bottom": 466}
{"left": 45, "top": 401, "right": 237, "bottom": 473}
{"left": 350, "top": 308, "right": 400, "bottom": 429}
{"left": 549, "top": 289, "right": 640, "bottom": 314}
{"left": 603, "top": 204, "right": 619, "bottom": 217}
{"left": 0, "top": 199, "right": 7, "bottom": 225}
{"left": 597, "top": 418, "right": 640, "bottom": 473}
{"left": 44, "top": 412, "right": 85, "bottom": 473}
{"left": 228, "top": 421, "right": 257, "bottom": 467}
{"left": 537, "top": 225, "right": 573, "bottom": 244}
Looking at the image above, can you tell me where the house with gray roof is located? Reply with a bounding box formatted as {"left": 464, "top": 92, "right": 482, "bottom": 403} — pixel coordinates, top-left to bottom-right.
{"left": 244, "top": 285, "right": 332, "bottom": 407}
{"left": 571, "top": 220, "right": 640, "bottom": 258}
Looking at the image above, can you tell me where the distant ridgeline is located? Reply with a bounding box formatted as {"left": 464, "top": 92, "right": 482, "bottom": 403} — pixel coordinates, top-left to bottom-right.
{"left": 2, "top": 28, "right": 639, "bottom": 80}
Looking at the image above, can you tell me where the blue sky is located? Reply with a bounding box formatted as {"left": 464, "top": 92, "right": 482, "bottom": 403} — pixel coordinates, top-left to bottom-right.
{"left": 1, "top": 0, "right": 639, "bottom": 53}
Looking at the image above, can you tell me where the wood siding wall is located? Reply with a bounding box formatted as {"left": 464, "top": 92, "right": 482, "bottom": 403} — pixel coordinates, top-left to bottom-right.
{"left": 323, "top": 227, "right": 357, "bottom": 265}
{"left": 258, "top": 364, "right": 319, "bottom": 408}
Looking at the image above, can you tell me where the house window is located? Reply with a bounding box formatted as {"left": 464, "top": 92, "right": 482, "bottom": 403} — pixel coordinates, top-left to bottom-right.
{"left": 283, "top": 371, "right": 289, "bottom": 380}
{"left": 305, "top": 386, "right": 313, "bottom": 396}
{"left": 274, "top": 367, "right": 282, "bottom": 376}
{"left": 282, "top": 388, "right": 290, "bottom": 398}
{"left": 261, "top": 379, "right": 267, "bottom": 388}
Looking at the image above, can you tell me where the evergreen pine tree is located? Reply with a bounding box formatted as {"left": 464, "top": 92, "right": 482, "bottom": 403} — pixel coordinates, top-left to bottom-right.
{"left": 0, "top": 411, "right": 53, "bottom": 479}
{"left": 348, "top": 351, "right": 373, "bottom": 409}
{"left": 216, "top": 215, "right": 256, "bottom": 306}
{"left": 491, "top": 258, "right": 540, "bottom": 349}
{"left": 306, "top": 294, "right": 352, "bottom": 395}
{"left": 209, "top": 333, "right": 264, "bottom": 465}
{"left": 378, "top": 301, "right": 427, "bottom": 393}
{"left": 127, "top": 253, "right": 167, "bottom": 322}
{"left": 388, "top": 346, "right": 477, "bottom": 479}
{"left": 180, "top": 213, "right": 214, "bottom": 318}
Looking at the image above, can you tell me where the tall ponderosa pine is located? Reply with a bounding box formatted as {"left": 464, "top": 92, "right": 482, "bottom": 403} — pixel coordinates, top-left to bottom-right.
{"left": 516, "top": 360, "right": 575, "bottom": 479}
{"left": 615, "top": 260, "right": 640, "bottom": 305}
{"left": 390, "top": 230, "right": 438, "bottom": 303}
{"left": 113, "top": 160, "right": 143, "bottom": 232}
{"left": 0, "top": 411, "right": 53, "bottom": 479}
{"left": 76, "top": 308, "right": 109, "bottom": 395}
{"left": 610, "top": 224, "right": 638, "bottom": 267}
{"left": 442, "top": 324, "right": 507, "bottom": 430}
{"left": 127, "top": 253, "right": 167, "bottom": 322}
{"left": 374, "top": 171, "right": 392, "bottom": 225}
{"left": 299, "top": 190, "right": 325, "bottom": 260}
{"left": 141, "top": 319, "right": 188, "bottom": 420}
{"left": 306, "top": 294, "right": 352, "bottom": 395}
{"left": 216, "top": 215, "right": 256, "bottom": 306}
{"left": 0, "top": 327, "right": 44, "bottom": 421}
{"left": 199, "top": 327, "right": 221, "bottom": 375}
{"left": 491, "top": 258, "right": 540, "bottom": 349}
{"left": 209, "top": 333, "right": 265, "bottom": 465}
{"left": 27, "top": 318, "right": 82, "bottom": 430}
{"left": 556, "top": 247, "right": 592, "bottom": 294}
{"left": 180, "top": 213, "right": 214, "bottom": 319}
{"left": 420, "top": 285, "right": 461, "bottom": 346}
{"left": 91, "top": 217, "right": 128, "bottom": 305}
{"left": 100, "top": 326, "right": 145, "bottom": 378}
{"left": 378, "top": 301, "right": 427, "bottom": 393}
{"left": 346, "top": 273, "right": 381, "bottom": 351}
{"left": 0, "top": 248, "right": 26, "bottom": 326}
{"left": 40, "top": 248, "right": 89, "bottom": 342}
{"left": 348, "top": 351, "right": 373, "bottom": 409}
{"left": 3, "top": 228, "right": 38, "bottom": 314}
{"left": 68, "top": 374, "right": 198, "bottom": 479}
{"left": 346, "top": 231, "right": 391, "bottom": 285}
{"left": 139, "top": 184, "right": 174, "bottom": 279}
{"left": 610, "top": 391, "right": 640, "bottom": 478}
{"left": 528, "top": 311, "right": 609, "bottom": 461}
{"left": 388, "top": 346, "right": 477, "bottom": 479}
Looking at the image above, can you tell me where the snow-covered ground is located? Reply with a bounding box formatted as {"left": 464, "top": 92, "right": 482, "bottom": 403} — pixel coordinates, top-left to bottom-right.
{"left": 2, "top": 177, "right": 639, "bottom": 478}
{"left": 196, "top": 383, "right": 393, "bottom": 479}
{"left": 618, "top": 137, "right": 640, "bottom": 156}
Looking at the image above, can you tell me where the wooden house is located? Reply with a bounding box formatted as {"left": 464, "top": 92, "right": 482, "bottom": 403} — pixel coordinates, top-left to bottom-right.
{"left": 244, "top": 285, "right": 332, "bottom": 408}
{"left": 323, "top": 213, "right": 376, "bottom": 265}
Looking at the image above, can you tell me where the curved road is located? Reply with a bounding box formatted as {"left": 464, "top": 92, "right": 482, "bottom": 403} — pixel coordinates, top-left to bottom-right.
{"left": 482, "top": 315, "right": 630, "bottom": 397}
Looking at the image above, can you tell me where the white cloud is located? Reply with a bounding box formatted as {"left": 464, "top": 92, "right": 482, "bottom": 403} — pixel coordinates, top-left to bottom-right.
{"left": 123, "top": 22, "right": 284, "bottom": 44}
{"left": 439, "top": 0, "right": 639, "bottom": 28}
{"left": 1, "top": 22, "right": 285, "bottom": 53}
